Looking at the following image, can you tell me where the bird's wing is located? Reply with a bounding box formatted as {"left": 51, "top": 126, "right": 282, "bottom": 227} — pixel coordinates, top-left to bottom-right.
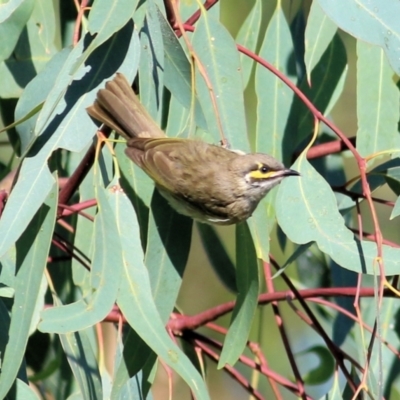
{"left": 125, "top": 138, "right": 192, "bottom": 191}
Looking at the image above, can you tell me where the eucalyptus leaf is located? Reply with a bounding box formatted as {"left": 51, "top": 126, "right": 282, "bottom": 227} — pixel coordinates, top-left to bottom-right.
{"left": 192, "top": 13, "right": 248, "bottom": 150}
{"left": 0, "top": 180, "right": 57, "bottom": 399}
{"left": 218, "top": 223, "right": 259, "bottom": 368}
{"left": 276, "top": 156, "right": 400, "bottom": 275}
{"left": 318, "top": 0, "right": 400, "bottom": 75}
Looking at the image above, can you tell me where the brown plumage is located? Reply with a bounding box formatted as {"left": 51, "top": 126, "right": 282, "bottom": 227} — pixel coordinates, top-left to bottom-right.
{"left": 87, "top": 73, "right": 299, "bottom": 224}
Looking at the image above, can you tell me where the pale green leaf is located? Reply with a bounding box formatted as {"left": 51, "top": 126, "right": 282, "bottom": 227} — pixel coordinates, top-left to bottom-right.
{"left": 138, "top": 0, "right": 164, "bottom": 124}
{"left": 146, "top": 190, "right": 192, "bottom": 320}
{"left": 157, "top": 7, "right": 207, "bottom": 132}
{"left": 236, "top": 0, "right": 262, "bottom": 88}
{"left": 390, "top": 196, "right": 400, "bottom": 219}
{"left": 192, "top": 13, "right": 248, "bottom": 151}
{"left": 39, "top": 185, "right": 121, "bottom": 333}
{"left": 59, "top": 328, "right": 103, "bottom": 400}
{"left": 305, "top": 1, "right": 337, "bottom": 81}
{"left": 318, "top": 0, "right": 400, "bottom": 75}
{"left": 72, "top": 0, "right": 138, "bottom": 72}
{"left": 286, "top": 34, "right": 347, "bottom": 155}
{"left": 356, "top": 41, "right": 400, "bottom": 157}
{"left": 0, "top": 0, "right": 34, "bottom": 62}
{"left": 252, "top": 4, "right": 296, "bottom": 259}
{"left": 219, "top": 223, "right": 259, "bottom": 368}
{"left": 15, "top": 47, "right": 72, "bottom": 155}
{"left": 276, "top": 156, "right": 400, "bottom": 275}
{"left": 0, "top": 24, "right": 140, "bottom": 257}
{"left": 0, "top": 0, "right": 59, "bottom": 98}
{"left": 0, "top": 180, "right": 57, "bottom": 398}
{"left": 114, "top": 182, "right": 209, "bottom": 399}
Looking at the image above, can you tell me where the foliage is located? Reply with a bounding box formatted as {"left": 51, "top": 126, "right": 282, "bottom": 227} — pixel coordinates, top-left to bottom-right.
{"left": 0, "top": 0, "right": 400, "bottom": 399}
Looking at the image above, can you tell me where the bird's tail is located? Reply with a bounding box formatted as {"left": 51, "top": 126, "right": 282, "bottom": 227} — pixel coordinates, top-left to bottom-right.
{"left": 86, "top": 73, "right": 164, "bottom": 139}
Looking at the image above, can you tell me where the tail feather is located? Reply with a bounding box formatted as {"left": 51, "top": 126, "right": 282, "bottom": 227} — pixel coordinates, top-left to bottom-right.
{"left": 87, "top": 73, "right": 164, "bottom": 139}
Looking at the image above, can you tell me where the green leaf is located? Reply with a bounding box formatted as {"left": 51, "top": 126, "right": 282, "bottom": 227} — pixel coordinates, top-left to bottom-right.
{"left": 157, "top": 7, "right": 207, "bottom": 132}
{"left": 15, "top": 47, "right": 72, "bottom": 156}
{"left": 146, "top": 190, "right": 192, "bottom": 319}
{"left": 115, "top": 141, "right": 153, "bottom": 247}
{"left": 286, "top": 33, "right": 347, "bottom": 155}
{"left": 0, "top": 245, "right": 17, "bottom": 288}
{"left": 72, "top": 0, "right": 138, "bottom": 72}
{"left": 304, "top": 1, "right": 337, "bottom": 81}
{"left": 390, "top": 196, "right": 400, "bottom": 220}
{"left": 110, "top": 329, "right": 154, "bottom": 400}
{"left": 218, "top": 223, "right": 259, "bottom": 368}
{"left": 39, "top": 185, "right": 122, "bottom": 333}
{"left": 255, "top": 4, "right": 295, "bottom": 164}
{"left": 247, "top": 203, "right": 272, "bottom": 261}
{"left": 15, "top": 379, "right": 41, "bottom": 400}
{"left": 59, "top": 328, "right": 103, "bottom": 400}
{"left": 236, "top": 0, "right": 262, "bottom": 89}
{"left": 252, "top": 4, "right": 297, "bottom": 259}
{"left": 0, "top": 0, "right": 60, "bottom": 98}
{"left": 89, "top": 0, "right": 138, "bottom": 43}
{"left": 165, "top": 95, "right": 191, "bottom": 138}
{"left": 192, "top": 13, "right": 248, "bottom": 151}
{"left": 356, "top": 41, "right": 400, "bottom": 157}
{"left": 0, "top": 22, "right": 140, "bottom": 258}
{"left": 0, "top": 179, "right": 57, "bottom": 399}
{"left": 354, "top": 297, "right": 400, "bottom": 398}
{"left": 197, "top": 223, "right": 237, "bottom": 293}
{"left": 37, "top": 23, "right": 140, "bottom": 146}
{"left": 114, "top": 181, "right": 209, "bottom": 399}
{"left": 276, "top": 156, "right": 400, "bottom": 275}
{"left": 0, "top": 163, "right": 55, "bottom": 258}
{"left": 318, "top": 0, "right": 400, "bottom": 75}
{"left": 138, "top": 0, "right": 164, "bottom": 124}
{"left": 71, "top": 165, "right": 96, "bottom": 292}
{"left": 0, "top": 0, "right": 34, "bottom": 62}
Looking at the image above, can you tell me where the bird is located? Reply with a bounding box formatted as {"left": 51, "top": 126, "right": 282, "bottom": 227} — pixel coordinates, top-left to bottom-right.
{"left": 87, "top": 73, "right": 299, "bottom": 225}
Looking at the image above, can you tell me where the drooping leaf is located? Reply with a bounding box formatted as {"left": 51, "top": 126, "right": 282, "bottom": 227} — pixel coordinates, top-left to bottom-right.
{"left": 0, "top": 23, "right": 140, "bottom": 258}
{"left": 236, "top": 0, "right": 262, "bottom": 89}
{"left": 39, "top": 184, "right": 122, "bottom": 333}
{"left": 318, "top": 0, "right": 400, "bottom": 75}
{"left": 356, "top": 41, "right": 400, "bottom": 157}
{"left": 252, "top": 4, "right": 297, "bottom": 260}
{"left": 113, "top": 180, "right": 209, "bottom": 400}
{"left": 0, "top": 179, "right": 57, "bottom": 399}
{"left": 192, "top": 12, "right": 248, "bottom": 151}
{"left": 276, "top": 156, "right": 400, "bottom": 275}
{"left": 304, "top": 1, "right": 337, "bottom": 81}
{"left": 157, "top": 7, "right": 207, "bottom": 132}
{"left": 218, "top": 222, "right": 259, "bottom": 368}
{"left": 0, "top": 0, "right": 35, "bottom": 62}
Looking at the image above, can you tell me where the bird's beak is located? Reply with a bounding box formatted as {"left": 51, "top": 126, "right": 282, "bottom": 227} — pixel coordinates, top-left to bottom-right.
{"left": 269, "top": 168, "right": 300, "bottom": 178}
{"left": 285, "top": 168, "right": 300, "bottom": 177}
{"left": 272, "top": 168, "right": 300, "bottom": 178}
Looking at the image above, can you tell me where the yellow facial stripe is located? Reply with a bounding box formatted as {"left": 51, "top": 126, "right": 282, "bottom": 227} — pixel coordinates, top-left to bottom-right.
{"left": 249, "top": 170, "right": 275, "bottom": 180}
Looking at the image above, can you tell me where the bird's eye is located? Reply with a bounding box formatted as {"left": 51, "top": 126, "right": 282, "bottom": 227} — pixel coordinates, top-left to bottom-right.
{"left": 260, "top": 165, "right": 269, "bottom": 174}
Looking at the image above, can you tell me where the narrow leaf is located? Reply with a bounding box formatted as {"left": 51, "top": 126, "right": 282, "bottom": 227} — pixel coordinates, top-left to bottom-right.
{"left": 218, "top": 223, "right": 259, "bottom": 367}
{"left": 0, "top": 180, "right": 57, "bottom": 398}
{"left": 192, "top": 13, "right": 248, "bottom": 150}
{"left": 39, "top": 185, "right": 122, "bottom": 333}
{"left": 305, "top": 1, "right": 337, "bottom": 81}
{"left": 356, "top": 41, "right": 400, "bottom": 157}
{"left": 114, "top": 183, "right": 209, "bottom": 399}
{"left": 236, "top": 0, "right": 262, "bottom": 88}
